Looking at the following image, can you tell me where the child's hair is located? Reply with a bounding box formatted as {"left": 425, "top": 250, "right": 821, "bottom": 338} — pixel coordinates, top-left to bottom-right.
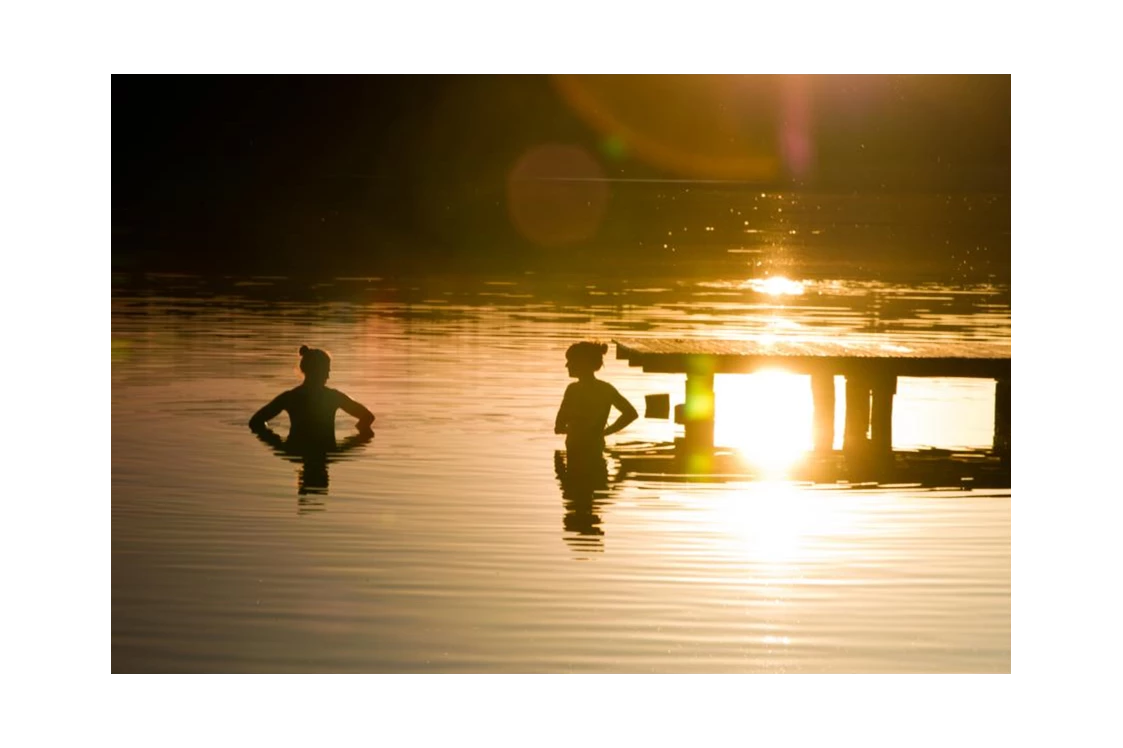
{"left": 566, "top": 341, "right": 609, "bottom": 371}
{"left": 298, "top": 345, "right": 331, "bottom": 380}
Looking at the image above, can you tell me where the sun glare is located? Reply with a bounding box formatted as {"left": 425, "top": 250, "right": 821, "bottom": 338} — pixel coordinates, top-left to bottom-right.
{"left": 712, "top": 482, "right": 858, "bottom": 566}
{"left": 747, "top": 276, "right": 805, "bottom": 296}
{"left": 714, "top": 370, "right": 813, "bottom": 477}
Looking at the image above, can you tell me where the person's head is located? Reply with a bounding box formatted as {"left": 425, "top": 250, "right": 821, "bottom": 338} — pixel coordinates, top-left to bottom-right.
{"left": 565, "top": 341, "right": 608, "bottom": 377}
{"left": 299, "top": 345, "right": 331, "bottom": 385}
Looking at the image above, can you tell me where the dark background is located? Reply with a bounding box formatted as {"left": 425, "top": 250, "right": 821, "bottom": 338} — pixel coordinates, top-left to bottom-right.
{"left": 112, "top": 75, "right": 1011, "bottom": 278}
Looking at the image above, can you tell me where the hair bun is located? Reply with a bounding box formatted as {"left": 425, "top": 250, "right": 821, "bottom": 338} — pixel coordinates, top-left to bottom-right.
{"left": 299, "top": 345, "right": 310, "bottom": 356}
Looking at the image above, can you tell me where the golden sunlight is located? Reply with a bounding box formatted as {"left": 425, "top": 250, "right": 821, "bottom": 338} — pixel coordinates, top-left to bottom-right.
{"left": 714, "top": 370, "right": 813, "bottom": 476}
{"left": 746, "top": 276, "right": 805, "bottom": 296}
{"left": 712, "top": 482, "right": 859, "bottom": 565}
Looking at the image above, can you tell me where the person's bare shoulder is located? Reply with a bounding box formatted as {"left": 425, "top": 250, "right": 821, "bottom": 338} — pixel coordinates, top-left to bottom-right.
{"left": 598, "top": 380, "right": 622, "bottom": 396}
{"left": 326, "top": 387, "right": 351, "bottom": 404}
{"left": 274, "top": 387, "right": 299, "bottom": 404}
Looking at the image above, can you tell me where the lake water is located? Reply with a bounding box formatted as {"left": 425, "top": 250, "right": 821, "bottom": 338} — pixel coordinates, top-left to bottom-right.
{"left": 111, "top": 270, "right": 1010, "bottom": 673}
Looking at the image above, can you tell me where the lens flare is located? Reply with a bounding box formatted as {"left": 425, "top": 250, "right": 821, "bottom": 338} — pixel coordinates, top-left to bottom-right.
{"left": 507, "top": 144, "right": 609, "bottom": 246}
{"left": 553, "top": 74, "right": 781, "bottom": 180}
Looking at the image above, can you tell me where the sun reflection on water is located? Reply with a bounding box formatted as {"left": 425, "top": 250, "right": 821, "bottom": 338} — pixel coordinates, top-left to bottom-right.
{"left": 712, "top": 481, "right": 858, "bottom": 566}
{"left": 747, "top": 276, "right": 805, "bottom": 296}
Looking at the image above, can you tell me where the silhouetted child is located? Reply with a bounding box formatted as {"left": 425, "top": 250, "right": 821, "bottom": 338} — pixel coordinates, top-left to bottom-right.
{"left": 555, "top": 341, "right": 638, "bottom": 454}
{"left": 249, "top": 345, "right": 374, "bottom": 445}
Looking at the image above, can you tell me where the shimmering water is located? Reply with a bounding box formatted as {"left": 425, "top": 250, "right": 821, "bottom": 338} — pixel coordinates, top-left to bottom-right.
{"left": 111, "top": 272, "right": 1010, "bottom": 672}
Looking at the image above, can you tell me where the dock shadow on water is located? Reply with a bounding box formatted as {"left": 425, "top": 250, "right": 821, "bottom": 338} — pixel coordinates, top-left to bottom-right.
{"left": 611, "top": 442, "right": 1010, "bottom": 490}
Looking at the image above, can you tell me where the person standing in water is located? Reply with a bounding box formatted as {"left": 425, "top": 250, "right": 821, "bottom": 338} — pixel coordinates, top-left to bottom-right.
{"left": 249, "top": 345, "right": 374, "bottom": 445}
{"left": 554, "top": 341, "right": 638, "bottom": 453}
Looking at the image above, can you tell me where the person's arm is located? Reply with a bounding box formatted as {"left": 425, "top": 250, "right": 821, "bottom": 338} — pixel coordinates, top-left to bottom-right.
{"left": 249, "top": 392, "right": 288, "bottom": 431}
{"left": 603, "top": 386, "right": 639, "bottom": 437}
{"left": 251, "top": 424, "right": 286, "bottom": 451}
{"left": 337, "top": 427, "right": 375, "bottom": 452}
{"left": 338, "top": 392, "right": 375, "bottom": 432}
{"left": 555, "top": 386, "right": 573, "bottom": 434}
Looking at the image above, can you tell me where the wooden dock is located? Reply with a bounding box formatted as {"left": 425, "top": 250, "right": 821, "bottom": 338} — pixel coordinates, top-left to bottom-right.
{"left": 615, "top": 337, "right": 1011, "bottom": 457}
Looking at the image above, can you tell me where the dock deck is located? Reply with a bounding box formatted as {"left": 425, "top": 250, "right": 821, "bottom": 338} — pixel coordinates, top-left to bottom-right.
{"left": 614, "top": 337, "right": 1011, "bottom": 458}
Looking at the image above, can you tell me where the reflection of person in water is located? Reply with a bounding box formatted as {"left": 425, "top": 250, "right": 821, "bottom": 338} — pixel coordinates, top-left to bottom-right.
{"left": 554, "top": 341, "right": 638, "bottom": 454}
{"left": 555, "top": 450, "right": 611, "bottom": 553}
{"left": 249, "top": 346, "right": 375, "bottom": 506}
{"left": 249, "top": 345, "right": 374, "bottom": 445}
{"left": 252, "top": 425, "right": 373, "bottom": 499}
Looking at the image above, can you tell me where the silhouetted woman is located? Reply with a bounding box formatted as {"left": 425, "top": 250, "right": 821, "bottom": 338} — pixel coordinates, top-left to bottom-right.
{"left": 249, "top": 345, "right": 374, "bottom": 445}
{"left": 554, "top": 341, "right": 638, "bottom": 454}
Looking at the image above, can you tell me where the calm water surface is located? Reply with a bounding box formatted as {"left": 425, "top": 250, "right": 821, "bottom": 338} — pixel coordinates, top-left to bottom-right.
{"left": 112, "top": 272, "right": 1010, "bottom": 672}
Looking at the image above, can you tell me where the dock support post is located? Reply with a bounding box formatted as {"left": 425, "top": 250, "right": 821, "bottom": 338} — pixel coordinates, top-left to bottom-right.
{"left": 683, "top": 366, "right": 715, "bottom": 455}
{"left": 811, "top": 373, "right": 836, "bottom": 452}
{"left": 870, "top": 374, "right": 897, "bottom": 455}
{"left": 683, "top": 371, "right": 715, "bottom": 453}
{"left": 843, "top": 375, "right": 871, "bottom": 454}
{"left": 993, "top": 377, "right": 1011, "bottom": 456}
